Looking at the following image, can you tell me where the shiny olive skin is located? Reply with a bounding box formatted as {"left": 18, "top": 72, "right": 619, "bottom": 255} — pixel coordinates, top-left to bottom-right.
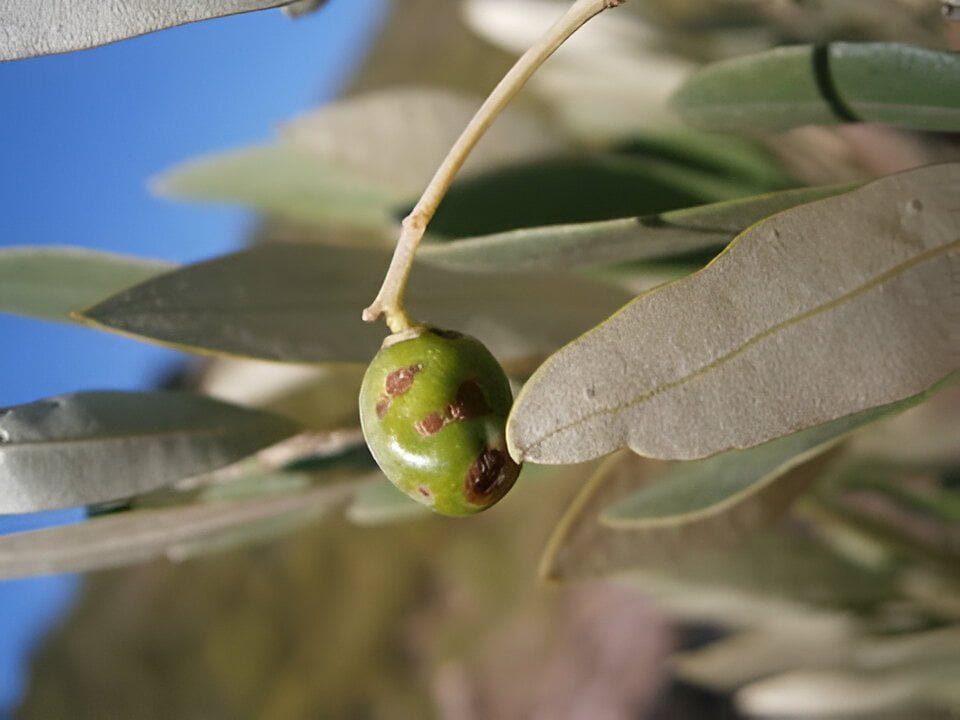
{"left": 359, "top": 327, "right": 521, "bottom": 516}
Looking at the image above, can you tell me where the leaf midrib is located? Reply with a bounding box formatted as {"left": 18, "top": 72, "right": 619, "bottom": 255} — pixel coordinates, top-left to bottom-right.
{"left": 519, "top": 238, "right": 960, "bottom": 457}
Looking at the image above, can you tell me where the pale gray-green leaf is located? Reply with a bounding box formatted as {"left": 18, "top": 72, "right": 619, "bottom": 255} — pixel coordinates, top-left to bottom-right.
{"left": 346, "top": 480, "right": 431, "bottom": 526}
{"left": 153, "top": 145, "right": 400, "bottom": 231}
{"left": 0, "top": 391, "right": 300, "bottom": 513}
{"left": 541, "top": 452, "right": 897, "bottom": 608}
{"left": 671, "top": 43, "right": 960, "bottom": 132}
{"left": 509, "top": 164, "right": 960, "bottom": 464}
{"left": 1, "top": 1, "right": 300, "bottom": 61}
{"left": 78, "top": 243, "right": 631, "bottom": 364}
{"left": 420, "top": 184, "right": 857, "bottom": 272}
{"left": 601, "top": 379, "right": 954, "bottom": 527}
{"left": 0, "top": 246, "right": 171, "bottom": 322}
{"left": 0, "top": 480, "right": 352, "bottom": 579}
{"left": 281, "top": 87, "right": 564, "bottom": 197}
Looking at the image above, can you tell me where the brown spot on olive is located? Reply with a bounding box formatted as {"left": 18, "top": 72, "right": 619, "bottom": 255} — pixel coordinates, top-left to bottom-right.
{"left": 375, "top": 397, "right": 390, "bottom": 419}
{"left": 415, "top": 412, "right": 446, "bottom": 436}
{"left": 385, "top": 363, "right": 422, "bottom": 397}
{"left": 430, "top": 328, "right": 463, "bottom": 340}
{"left": 418, "top": 485, "right": 432, "bottom": 499}
{"left": 464, "top": 447, "right": 520, "bottom": 505}
{"left": 448, "top": 380, "right": 490, "bottom": 421}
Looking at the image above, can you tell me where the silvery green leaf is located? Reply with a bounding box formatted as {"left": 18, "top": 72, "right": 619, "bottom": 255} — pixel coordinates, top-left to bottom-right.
{"left": 78, "top": 243, "right": 631, "bottom": 364}
{"left": 0, "top": 246, "right": 171, "bottom": 322}
{"left": 0, "top": 391, "right": 299, "bottom": 513}
{"left": 1, "top": 1, "right": 302, "bottom": 61}
{"left": 509, "top": 164, "right": 960, "bottom": 464}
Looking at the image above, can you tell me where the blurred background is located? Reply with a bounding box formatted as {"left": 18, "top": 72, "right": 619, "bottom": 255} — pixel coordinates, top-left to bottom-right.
{"left": 2, "top": 1, "right": 959, "bottom": 718}
{"left": 0, "top": 1, "right": 386, "bottom": 713}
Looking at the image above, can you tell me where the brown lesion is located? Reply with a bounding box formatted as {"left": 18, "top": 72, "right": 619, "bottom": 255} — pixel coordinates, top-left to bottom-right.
{"left": 375, "top": 397, "right": 390, "bottom": 419}
{"left": 385, "top": 363, "right": 422, "bottom": 397}
{"left": 448, "top": 380, "right": 490, "bottom": 421}
{"left": 464, "top": 447, "right": 520, "bottom": 506}
{"left": 414, "top": 379, "right": 493, "bottom": 436}
{"left": 414, "top": 412, "right": 445, "bottom": 437}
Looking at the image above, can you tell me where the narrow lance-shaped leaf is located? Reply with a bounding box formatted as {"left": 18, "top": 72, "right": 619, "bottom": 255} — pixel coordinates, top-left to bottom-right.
{"left": 0, "top": 246, "right": 171, "bottom": 322}
{"left": 153, "top": 145, "right": 401, "bottom": 232}
{"left": 77, "top": 243, "right": 631, "bottom": 364}
{"left": 420, "top": 184, "right": 858, "bottom": 272}
{"left": 280, "top": 87, "right": 564, "bottom": 197}
{"left": 600, "top": 376, "right": 956, "bottom": 528}
{"left": 508, "top": 163, "right": 960, "bottom": 464}
{"left": 671, "top": 43, "right": 960, "bottom": 133}
{"left": 0, "top": 391, "right": 300, "bottom": 513}
{"left": 155, "top": 88, "right": 564, "bottom": 232}
{"left": 1, "top": 1, "right": 303, "bottom": 61}
{"left": 541, "top": 450, "right": 897, "bottom": 609}
{"left": 0, "top": 479, "right": 354, "bottom": 579}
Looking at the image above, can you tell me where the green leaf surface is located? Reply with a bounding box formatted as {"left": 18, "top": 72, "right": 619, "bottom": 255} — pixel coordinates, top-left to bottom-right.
{"left": 0, "top": 480, "right": 353, "bottom": 579}
{"left": 345, "top": 480, "right": 431, "bottom": 526}
{"left": 0, "top": 391, "right": 300, "bottom": 513}
{"left": 671, "top": 43, "right": 960, "bottom": 132}
{"left": 1, "top": 1, "right": 301, "bottom": 61}
{"left": 508, "top": 164, "right": 960, "bottom": 464}
{"left": 0, "top": 246, "right": 171, "bottom": 322}
{"left": 154, "top": 145, "right": 400, "bottom": 232}
{"left": 420, "top": 184, "right": 856, "bottom": 272}
{"left": 601, "top": 378, "right": 954, "bottom": 528}
{"left": 426, "top": 153, "right": 765, "bottom": 239}
{"left": 280, "top": 87, "right": 564, "bottom": 197}
{"left": 78, "top": 243, "right": 631, "bottom": 364}
{"left": 541, "top": 452, "right": 897, "bottom": 609}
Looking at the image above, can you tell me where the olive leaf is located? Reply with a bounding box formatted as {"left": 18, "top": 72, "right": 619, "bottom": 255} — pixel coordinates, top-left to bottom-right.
{"left": 280, "top": 87, "right": 565, "bottom": 197}
{"left": 0, "top": 246, "right": 172, "bottom": 322}
{"left": 77, "top": 243, "right": 631, "bottom": 364}
{"left": 508, "top": 163, "right": 960, "bottom": 464}
{"left": 0, "top": 1, "right": 303, "bottom": 61}
{"left": 420, "top": 184, "right": 857, "bottom": 272}
{"left": 0, "top": 480, "right": 354, "bottom": 579}
{"left": 427, "top": 152, "right": 768, "bottom": 239}
{"left": 539, "top": 449, "right": 895, "bottom": 607}
{"left": 671, "top": 43, "right": 960, "bottom": 133}
{"left": 345, "top": 480, "right": 431, "bottom": 526}
{"left": 153, "top": 145, "right": 400, "bottom": 232}
{"left": 155, "top": 88, "right": 563, "bottom": 232}
{"left": 0, "top": 391, "right": 300, "bottom": 513}
{"left": 600, "top": 379, "right": 955, "bottom": 528}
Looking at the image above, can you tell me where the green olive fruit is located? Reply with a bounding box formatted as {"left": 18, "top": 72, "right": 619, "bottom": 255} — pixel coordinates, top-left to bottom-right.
{"left": 359, "top": 326, "right": 522, "bottom": 517}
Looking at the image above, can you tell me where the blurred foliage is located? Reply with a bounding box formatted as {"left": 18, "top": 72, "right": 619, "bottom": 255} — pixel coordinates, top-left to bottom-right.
{"left": 6, "top": 0, "right": 960, "bottom": 718}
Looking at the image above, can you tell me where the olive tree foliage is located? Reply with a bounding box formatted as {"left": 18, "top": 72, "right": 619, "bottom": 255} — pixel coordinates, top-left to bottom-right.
{"left": 1, "top": 2, "right": 959, "bottom": 716}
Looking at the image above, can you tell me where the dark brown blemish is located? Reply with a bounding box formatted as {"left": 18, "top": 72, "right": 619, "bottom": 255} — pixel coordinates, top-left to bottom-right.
{"left": 464, "top": 447, "right": 520, "bottom": 505}
{"left": 418, "top": 485, "right": 432, "bottom": 499}
{"left": 385, "top": 363, "right": 422, "bottom": 397}
{"left": 447, "top": 380, "right": 490, "bottom": 421}
{"left": 430, "top": 328, "right": 463, "bottom": 340}
{"left": 414, "top": 412, "right": 446, "bottom": 437}
{"left": 375, "top": 397, "right": 390, "bottom": 419}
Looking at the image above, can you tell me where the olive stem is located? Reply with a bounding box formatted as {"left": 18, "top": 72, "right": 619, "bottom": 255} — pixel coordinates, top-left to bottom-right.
{"left": 362, "top": 0, "right": 625, "bottom": 333}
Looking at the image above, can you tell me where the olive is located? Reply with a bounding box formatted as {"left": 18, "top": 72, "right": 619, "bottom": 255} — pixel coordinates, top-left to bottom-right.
{"left": 359, "top": 326, "right": 522, "bottom": 516}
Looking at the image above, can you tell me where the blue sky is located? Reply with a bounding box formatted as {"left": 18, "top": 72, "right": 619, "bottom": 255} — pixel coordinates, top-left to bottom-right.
{"left": 0, "top": 0, "right": 386, "bottom": 711}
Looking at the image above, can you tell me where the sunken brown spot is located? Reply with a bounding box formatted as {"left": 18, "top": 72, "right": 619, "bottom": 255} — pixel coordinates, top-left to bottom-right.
{"left": 375, "top": 397, "right": 390, "bottom": 419}
{"left": 430, "top": 328, "right": 463, "bottom": 340}
{"left": 418, "top": 485, "right": 432, "bottom": 499}
{"left": 385, "top": 363, "right": 422, "bottom": 397}
{"left": 414, "top": 412, "right": 446, "bottom": 437}
{"left": 464, "top": 447, "right": 520, "bottom": 505}
{"left": 447, "top": 380, "right": 490, "bottom": 421}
